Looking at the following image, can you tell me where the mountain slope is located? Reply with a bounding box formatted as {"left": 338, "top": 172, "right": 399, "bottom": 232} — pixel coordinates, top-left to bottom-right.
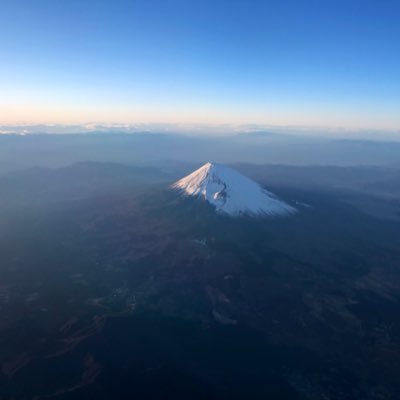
{"left": 171, "top": 162, "right": 296, "bottom": 217}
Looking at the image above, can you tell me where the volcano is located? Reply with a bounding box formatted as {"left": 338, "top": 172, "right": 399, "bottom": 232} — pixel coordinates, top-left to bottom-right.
{"left": 171, "top": 162, "right": 296, "bottom": 217}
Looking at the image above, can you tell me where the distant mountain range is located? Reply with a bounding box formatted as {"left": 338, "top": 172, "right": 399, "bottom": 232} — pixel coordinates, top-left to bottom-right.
{"left": 1, "top": 131, "right": 400, "bottom": 172}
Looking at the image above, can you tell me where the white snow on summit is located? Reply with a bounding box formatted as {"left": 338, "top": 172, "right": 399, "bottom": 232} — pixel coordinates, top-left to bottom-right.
{"left": 171, "top": 162, "right": 296, "bottom": 217}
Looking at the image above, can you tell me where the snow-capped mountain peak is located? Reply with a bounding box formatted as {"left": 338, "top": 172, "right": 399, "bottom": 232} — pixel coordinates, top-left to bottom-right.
{"left": 171, "top": 162, "right": 296, "bottom": 217}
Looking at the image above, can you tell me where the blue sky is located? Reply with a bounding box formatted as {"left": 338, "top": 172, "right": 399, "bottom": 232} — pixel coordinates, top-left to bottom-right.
{"left": 1, "top": 0, "right": 399, "bottom": 131}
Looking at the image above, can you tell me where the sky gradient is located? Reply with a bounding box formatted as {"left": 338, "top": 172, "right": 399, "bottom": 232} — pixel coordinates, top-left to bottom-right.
{"left": 1, "top": 0, "right": 400, "bottom": 131}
